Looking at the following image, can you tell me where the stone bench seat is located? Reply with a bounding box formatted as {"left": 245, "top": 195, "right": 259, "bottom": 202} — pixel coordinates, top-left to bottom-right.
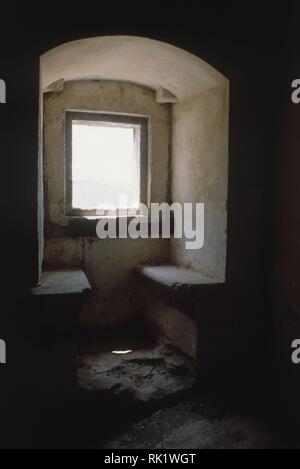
{"left": 31, "top": 268, "right": 92, "bottom": 298}
{"left": 30, "top": 268, "right": 92, "bottom": 333}
{"left": 135, "top": 264, "right": 215, "bottom": 296}
{"left": 135, "top": 264, "right": 226, "bottom": 360}
{"left": 29, "top": 269, "right": 92, "bottom": 397}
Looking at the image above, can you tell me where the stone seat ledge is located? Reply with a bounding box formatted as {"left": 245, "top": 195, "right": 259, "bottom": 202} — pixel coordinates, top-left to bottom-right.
{"left": 30, "top": 268, "right": 92, "bottom": 298}
{"left": 134, "top": 264, "right": 217, "bottom": 295}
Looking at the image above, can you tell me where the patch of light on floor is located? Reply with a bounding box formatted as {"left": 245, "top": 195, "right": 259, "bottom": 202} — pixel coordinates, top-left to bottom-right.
{"left": 112, "top": 350, "right": 133, "bottom": 355}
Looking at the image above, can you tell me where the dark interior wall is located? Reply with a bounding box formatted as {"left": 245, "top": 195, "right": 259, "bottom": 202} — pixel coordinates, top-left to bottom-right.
{"left": 277, "top": 6, "right": 300, "bottom": 319}
{"left": 270, "top": 6, "right": 300, "bottom": 425}
{"left": 1, "top": 10, "right": 285, "bottom": 291}
{"left": 0, "top": 6, "right": 294, "bottom": 443}
{"left": 0, "top": 38, "right": 40, "bottom": 445}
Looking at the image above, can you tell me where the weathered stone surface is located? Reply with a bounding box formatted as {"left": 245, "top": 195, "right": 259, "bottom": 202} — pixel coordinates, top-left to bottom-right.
{"left": 78, "top": 343, "right": 196, "bottom": 404}
{"left": 30, "top": 269, "right": 91, "bottom": 297}
{"left": 135, "top": 264, "right": 214, "bottom": 292}
{"left": 144, "top": 295, "right": 198, "bottom": 359}
{"left": 102, "top": 399, "right": 289, "bottom": 449}
{"left": 135, "top": 264, "right": 212, "bottom": 360}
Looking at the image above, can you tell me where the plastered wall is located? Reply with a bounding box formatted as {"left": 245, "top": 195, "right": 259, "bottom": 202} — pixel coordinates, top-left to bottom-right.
{"left": 43, "top": 80, "right": 171, "bottom": 325}
{"left": 171, "top": 84, "right": 229, "bottom": 281}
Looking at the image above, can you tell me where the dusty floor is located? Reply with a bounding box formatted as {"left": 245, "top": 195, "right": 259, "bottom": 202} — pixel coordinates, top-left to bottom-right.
{"left": 14, "top": 326, "right": 299, "bottom": 449}
{"left": 78, "top": 343, "right": 196, "bottom": 404}
{"left": 78, "top": 327, "right": 293, "bottom": 449}
{"left": 101, "top": 398, "right": 290, "bottom": 449}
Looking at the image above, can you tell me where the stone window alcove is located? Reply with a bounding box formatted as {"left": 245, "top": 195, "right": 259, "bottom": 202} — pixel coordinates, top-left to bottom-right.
{"left": 39, "top": 36, "right": 229, "bottom": 326}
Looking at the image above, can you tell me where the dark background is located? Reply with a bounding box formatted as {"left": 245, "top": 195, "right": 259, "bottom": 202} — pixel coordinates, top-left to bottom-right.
{"left": 0, "top": 4, "right": 299, "bottom": 447}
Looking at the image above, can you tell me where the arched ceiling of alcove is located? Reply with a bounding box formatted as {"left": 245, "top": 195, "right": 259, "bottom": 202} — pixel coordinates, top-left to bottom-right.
{"left": 40, "top": 36, "right": 227, "bottom": 101}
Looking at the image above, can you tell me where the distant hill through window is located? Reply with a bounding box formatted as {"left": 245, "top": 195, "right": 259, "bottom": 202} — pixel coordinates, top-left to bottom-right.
{"left": 72, "top": 122, "right": 140, "bottom": 210}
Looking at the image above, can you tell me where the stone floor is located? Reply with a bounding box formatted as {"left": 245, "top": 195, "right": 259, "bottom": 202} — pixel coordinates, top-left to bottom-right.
{"left": 78, "top": 327, "right": 295, "bottom": 449}
{"left": 101, "top": 398, "right": 292, "bottom": 449}
{"left": 78, "top": 330, "right": 196, "bottom": 405}
{"left": 14, "top": 325, "right": 298, "bottom": 448}
{"left": 10, "top": 327, "right": 300, "bottom": 449}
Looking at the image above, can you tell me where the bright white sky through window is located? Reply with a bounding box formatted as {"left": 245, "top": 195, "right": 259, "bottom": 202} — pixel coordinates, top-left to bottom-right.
{"left": 72, "top": 122, "right": 140, "bottom": 210}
